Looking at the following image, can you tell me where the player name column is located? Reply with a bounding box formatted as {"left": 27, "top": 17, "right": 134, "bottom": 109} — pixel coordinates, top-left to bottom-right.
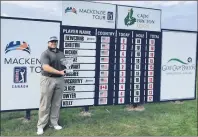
{"left": 61, "top": 26, "right": 96, "bottom": 107}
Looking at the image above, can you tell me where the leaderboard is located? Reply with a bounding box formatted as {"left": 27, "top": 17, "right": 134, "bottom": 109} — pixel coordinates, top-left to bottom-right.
{"left": 59, "top": 27, "right": 162, "bottom": 107}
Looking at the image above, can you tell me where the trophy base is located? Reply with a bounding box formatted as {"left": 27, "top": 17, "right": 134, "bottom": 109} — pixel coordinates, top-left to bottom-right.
{"left": 66, "top": 69, "right": 73, "bottom": 73}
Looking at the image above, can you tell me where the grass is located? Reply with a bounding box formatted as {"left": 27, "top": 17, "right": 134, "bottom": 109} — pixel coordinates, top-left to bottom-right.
{"left": 1, "top": 98, "right": 197, "bottom": 136}
{"left": 1, "top": 69, "right": 198, "bottom": 136}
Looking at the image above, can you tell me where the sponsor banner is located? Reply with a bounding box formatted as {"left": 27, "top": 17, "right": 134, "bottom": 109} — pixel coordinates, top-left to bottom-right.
{"left": 1, "top": 18, "right": 60, "bottom": 110}
{"left": 117, "top": 5, "right": 161, "bottom": 31}
{"left": 62, "top": 1, "right": 116, "bottom": 28}
{"left": 160, "top": 30, "right": 197, "bottom": 101}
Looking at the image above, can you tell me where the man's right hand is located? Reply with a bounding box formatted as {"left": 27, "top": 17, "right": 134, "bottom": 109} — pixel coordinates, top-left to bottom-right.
{"left": 59, "top": 70, "right": 65, "bottom": 76}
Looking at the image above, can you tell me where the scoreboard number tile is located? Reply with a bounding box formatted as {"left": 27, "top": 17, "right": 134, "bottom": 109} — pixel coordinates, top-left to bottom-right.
{"left": 120, "top": 51, "right": 126, "bottom": 57}
{"left": 119, "top": 71, "right": 126, "bottom": 77}
{"left": 148, "top": 77, "right": 154, "bottom": 83}
{"left": 148, "top": 90, "right": 153, "bottom": 95}
{"left": 135, "top": 45, "right": 141, "bottom": 51}
{"left": 148, "top": 71, "right": 154, "bottom": 76}
{"left": 119, "top": 91, "right": 125, "bottom": 97}
{"left": 149, "top": 39, "right": 155, "bottom": 45}
{"left": 118, "top": 97, "right": 125, "bottom": 104}
{"left": 134, "top": 90, "right": 140, "bottom": 96}
{"left": 148, "top": 65, "right": 154, "bottom": 70}
{"left": 119, "top": 84, "right": 125, "bottom": 90}
{"left": 148, "top": 58, "right": 155, "bottom": 64}
{"left": 119, "top": 77, "right": 126, "bottom": 83}
{"left": 120, "top": 58, "right": 126, "bottom": 63}
{"left": 135, "top": 38, "right": 141, "bottom": 44}
{"left": 134, "top": 84, "right": 140, "bottom": 90}
{"left": 121, "top": 44, "right": 127, "bottom": 50}
{"left": 147, "top": 96, "right": 153, "bottom": 102}
{"left": 135, "top": 52, "right": 141, "bottom": 57}
{"left": 149, "top": 52, "right": 155, "bottom": 58}
{"left": 120, "top": 37, "right": 127, "bottom": 44}
{"left": 134, "top": 97, "right": 140, "bottom": 103}
{"left": 148, "top": 83, "right": 154, "bottom": 89}
{"left": 149, "top": 46, "right": 155, "bottom": 51}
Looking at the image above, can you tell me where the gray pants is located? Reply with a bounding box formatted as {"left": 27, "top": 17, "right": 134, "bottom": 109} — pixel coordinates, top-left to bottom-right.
{"left": 37, "top": 75, "right": 64, "bottom": 129}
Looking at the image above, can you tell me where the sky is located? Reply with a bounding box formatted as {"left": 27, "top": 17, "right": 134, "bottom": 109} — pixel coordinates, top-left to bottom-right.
{"left": 1, "top": 1, "right": 197, "bottom": 31}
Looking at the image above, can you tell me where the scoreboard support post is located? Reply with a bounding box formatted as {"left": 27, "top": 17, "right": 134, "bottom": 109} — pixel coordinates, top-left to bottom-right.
{"left": 25, "top": 110, "right": 31, "bottom": 120}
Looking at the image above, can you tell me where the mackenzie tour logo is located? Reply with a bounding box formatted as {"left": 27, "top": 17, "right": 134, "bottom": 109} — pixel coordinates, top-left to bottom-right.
{"left": 5, "top": 41, "right": 31, "bottom": 54}
{"left": 13, "top": 66, "right": 28, "bottom": 88}
{"left": 65, "top": 7, "right": 77, "bottom": 14}
{"left": 64, "top": 7, "right": 114, "bottom": 22}
{"left": 4, "top": 41, "right": 41, "bottom": 74}
{"left": 162, "top": 57, "right": 195, "bottom": 75}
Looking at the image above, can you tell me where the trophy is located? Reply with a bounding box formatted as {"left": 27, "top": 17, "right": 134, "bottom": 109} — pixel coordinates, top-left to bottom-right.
{"left": 60, "top": 56, "right": 74, "bottom": 73}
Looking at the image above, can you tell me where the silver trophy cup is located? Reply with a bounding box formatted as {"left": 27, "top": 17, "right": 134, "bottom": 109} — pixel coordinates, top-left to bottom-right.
{"left": 60, "top": 57, "right": 74, "bottom": 73}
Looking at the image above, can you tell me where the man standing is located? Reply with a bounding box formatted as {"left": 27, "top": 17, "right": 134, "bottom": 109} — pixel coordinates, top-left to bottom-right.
{"left": 37, "top": 36, "right": 65, "bottom": 135}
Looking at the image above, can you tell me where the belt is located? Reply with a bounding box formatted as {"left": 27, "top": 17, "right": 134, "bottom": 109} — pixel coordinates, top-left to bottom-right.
{"left": 42, "top": 74, "right": 62, "bottom": 78}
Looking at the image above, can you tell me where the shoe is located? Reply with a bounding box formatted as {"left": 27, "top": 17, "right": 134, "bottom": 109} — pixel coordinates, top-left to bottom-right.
{"left": 37, "top": 128, "right": 44, "bottom": 135}
{"left": 49, "top": 125, "right": 63, "bottom": 130}
{"left": 54, "top": 125, "right": 62, "bottom": 130}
